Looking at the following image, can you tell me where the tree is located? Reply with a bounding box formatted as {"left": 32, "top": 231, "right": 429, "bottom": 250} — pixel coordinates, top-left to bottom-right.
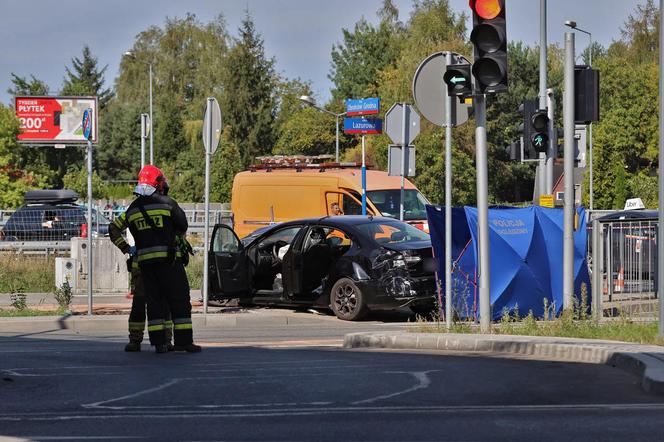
{"left": 62, "top": 166, "right": 107, "bottom": 199}
{"left": 61, "top": 46, "right": 113, "bottom": 109}
{"left": 97, "top": 102, "right": 143, "bottom": 181}
{"left": 6, "top": 73, "right": 49, "bottom": 97}
{"left": 329, "top": 0, "right": 405, "bottom": 102}
{"left": 0, "top": 103, "right": 45, "bottom": 208}
{"left": 220, "top": 12, "right": 277, "bottom": 167}
{"left": 619, "top": 0, "right": 660, "bottom": 64}
{"left": 273, "top": 108, "right": 337, "bottom": 156}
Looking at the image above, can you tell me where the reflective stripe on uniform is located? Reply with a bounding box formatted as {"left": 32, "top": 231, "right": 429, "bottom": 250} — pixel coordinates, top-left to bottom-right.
{"left": 128, "top": 321, "right": 145, "bottom": 331}
{"left": 147, "top": 319, "right": 165, "bottom": 331}
{"left": 127, "top": 208, "right": 172, "bottom": 223}
{"left": 173, "top": 318, "right": 192, "bottom": 330}
{"left": 113, "top": 213, "right": 127, "bottom": 229}
{"left": 164, "top": 320, "right": 174, "bottom": 328}
{"left": 137, "top": 251, "right": 170, "bottom": 262}
{"left": 112, "top": 236, "right": 126, "bottom": 247}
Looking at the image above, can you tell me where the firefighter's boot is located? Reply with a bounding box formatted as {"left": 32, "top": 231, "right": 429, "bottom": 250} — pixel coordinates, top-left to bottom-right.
{"left": 125, "top": 327, "right": 144, "bottom": 352}
{"left": 173, "top": 343, "right": 202, "bottom": 353}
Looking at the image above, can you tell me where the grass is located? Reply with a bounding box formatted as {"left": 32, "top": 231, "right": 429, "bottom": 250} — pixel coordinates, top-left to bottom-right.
{"left": 185, "top": 253, "right": 204, "bottom": 291}
{"left": 414, "top": 290, "right": 664, "bottom": 347}
{"left": 0, "top": 308, "right": 63, "bottom": 317}
{"left": 0, "top": 254, "right": 55, "bottom": 293}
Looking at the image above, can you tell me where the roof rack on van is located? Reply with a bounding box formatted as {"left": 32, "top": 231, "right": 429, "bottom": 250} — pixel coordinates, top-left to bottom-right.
{"left": 250, "top": 155, "right": 373, "bottom": 172}
{"left": 24, "top": 189, "right": 79, "bottom": 204}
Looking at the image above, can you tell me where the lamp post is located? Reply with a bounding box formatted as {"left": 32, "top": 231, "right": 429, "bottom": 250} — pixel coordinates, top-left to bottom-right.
{"left": 565, "top": 20, "right": 593, "bottom": 210}
{"left": 124, "top": 51, "right": 154, "bottom": 165}
{"left": 298, "top": 95, "right": 345, "bottom": 162}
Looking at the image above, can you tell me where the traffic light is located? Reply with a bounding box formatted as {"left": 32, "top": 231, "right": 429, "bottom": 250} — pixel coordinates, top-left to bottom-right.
{"left": 443, "top": 63, "right": 472, "bottom": 97}
{"left": 469, "top": 0, "right": 508, "bottom": 94}
{"left": 574, "top": 66, "right": 600, "bottom": 124}
{"left": 530, "top": 109, "right": 549, "bottom": 153}
{"left": 518, "top": 99, "right": 549, "bottom": 154}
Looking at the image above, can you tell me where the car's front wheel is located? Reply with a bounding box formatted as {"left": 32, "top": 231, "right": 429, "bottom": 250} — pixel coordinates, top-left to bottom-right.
{"left": 330, "top": 278, "right": 367, "bottom": 321}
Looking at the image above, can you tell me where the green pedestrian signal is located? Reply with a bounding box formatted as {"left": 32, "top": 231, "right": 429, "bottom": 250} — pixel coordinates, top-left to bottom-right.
{"left": 530, "top": 109, "right": 549, "bottom": 153}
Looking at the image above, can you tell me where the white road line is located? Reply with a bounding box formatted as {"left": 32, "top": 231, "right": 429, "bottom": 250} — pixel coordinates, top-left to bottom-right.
{"left": 352, "top": 370, "right": 436, "bottom": 405}
{"left": 2, "top": 403, "right": 664, "bottom": 421}
{"left": 82, "top": 379, "right": 181, "bottom": 409}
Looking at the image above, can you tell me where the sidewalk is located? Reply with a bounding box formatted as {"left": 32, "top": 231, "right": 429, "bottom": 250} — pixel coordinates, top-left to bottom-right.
{"left": 344, "top": 331, "right": 664, "bottom": 395}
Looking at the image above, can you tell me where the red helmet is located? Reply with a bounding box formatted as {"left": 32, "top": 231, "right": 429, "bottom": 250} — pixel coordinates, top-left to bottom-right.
{"left": 137, "top": 165, "right": 167, "bottom": 192}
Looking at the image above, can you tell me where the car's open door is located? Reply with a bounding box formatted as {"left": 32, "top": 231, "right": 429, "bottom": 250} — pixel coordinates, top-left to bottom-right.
{"left": 208, "top": 224, "right": 249, "bottom": 299}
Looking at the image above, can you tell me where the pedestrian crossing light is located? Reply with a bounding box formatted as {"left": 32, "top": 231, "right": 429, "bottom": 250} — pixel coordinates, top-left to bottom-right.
{"left": 469, "top": 0, "right": 508, "bottom": 94}
{"left": 530, "top": 110, "right": 549, "bottom": 153}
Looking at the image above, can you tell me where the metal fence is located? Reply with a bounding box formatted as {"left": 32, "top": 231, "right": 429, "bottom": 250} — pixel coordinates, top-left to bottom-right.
{"left": 0, "top": 207, "right": 232, "bottom": 254}
{"left": 590, "top": 217, "right": 659, "bottom": 318}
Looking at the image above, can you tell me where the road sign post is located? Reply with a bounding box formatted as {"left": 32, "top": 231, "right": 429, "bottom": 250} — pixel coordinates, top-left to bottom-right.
{"left": 344, "top": 98, "right": 381, "bottom": 215}
{"left": 385, "top": 102, "right": 421, "bottom": 221}
{"left": 413, "top": 51, "right": 471, "bottom": 330}
{"left": 82, "top": 107, "right": 94, "bottom": 316}
{"left": 202, "top": 97, "right": 222, "bottom": 315}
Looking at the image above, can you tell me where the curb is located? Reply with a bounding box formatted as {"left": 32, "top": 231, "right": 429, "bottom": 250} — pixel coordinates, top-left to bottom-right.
{"left": 343, "top": 332, "right": 664, "bottom": 395}
{"left": 0, "top": 310, "right": 338, "bottom": 333}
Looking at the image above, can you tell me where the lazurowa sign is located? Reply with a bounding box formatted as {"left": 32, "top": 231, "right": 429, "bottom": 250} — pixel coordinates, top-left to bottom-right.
{"left": 15, "top": 96, "right": 98, "bottom": 143}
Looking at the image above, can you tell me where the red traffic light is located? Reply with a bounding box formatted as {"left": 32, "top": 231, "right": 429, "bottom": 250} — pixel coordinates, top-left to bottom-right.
{"left": 470, "top": 0, "right": 502, "bottom": 20}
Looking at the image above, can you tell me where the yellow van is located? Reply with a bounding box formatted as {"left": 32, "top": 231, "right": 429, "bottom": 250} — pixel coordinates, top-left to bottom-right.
{"left": 230, "top": 166, "right": 430, "bottom": 238}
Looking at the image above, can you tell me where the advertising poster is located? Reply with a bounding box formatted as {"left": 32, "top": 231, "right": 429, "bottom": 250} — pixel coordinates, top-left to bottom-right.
{"left": 15, "top": 96, "right": 98, "bottom": 143}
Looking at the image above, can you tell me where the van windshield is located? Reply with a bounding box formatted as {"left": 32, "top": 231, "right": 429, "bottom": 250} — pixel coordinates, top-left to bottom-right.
{"left": 367, "top": 189, "right": 429, "bottom": 221}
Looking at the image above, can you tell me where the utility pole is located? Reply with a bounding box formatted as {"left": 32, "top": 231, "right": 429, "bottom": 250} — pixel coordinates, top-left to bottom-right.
{"left": 563, "top": 32, "right": 575, "bottom": 310}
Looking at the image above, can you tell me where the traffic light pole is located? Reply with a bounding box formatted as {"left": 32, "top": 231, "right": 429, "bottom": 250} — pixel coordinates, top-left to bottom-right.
{"left": 538, "top": 0, "right": 548, "bottom": 196}
{"left": 475, "top": 94, "right": 491, "bottom": 332}
{"left": 444, "top": 52, "right": 453, "bottom": 330}
{"left": 563, "top": 32, "right": 576, "bottom": 310}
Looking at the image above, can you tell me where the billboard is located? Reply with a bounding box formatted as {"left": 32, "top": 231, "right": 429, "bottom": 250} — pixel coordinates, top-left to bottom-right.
{"left": 14, "top": 96, "right": 98, "bottom": 143}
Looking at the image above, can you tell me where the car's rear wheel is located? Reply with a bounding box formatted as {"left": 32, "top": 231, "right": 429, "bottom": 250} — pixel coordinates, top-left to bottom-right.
{"left": 330, "top": 278, "right": 367, "bottom": 321}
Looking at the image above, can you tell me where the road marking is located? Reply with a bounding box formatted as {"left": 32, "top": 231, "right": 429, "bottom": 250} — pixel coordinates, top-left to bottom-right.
{"left": 2, "top": 403, "right": 664, "bottom": 421}
{"left": 82, "top": 379, "right": 181, "bottom": 409}
{"left": 352, "top": 370, "right": 436, "bottom": 405}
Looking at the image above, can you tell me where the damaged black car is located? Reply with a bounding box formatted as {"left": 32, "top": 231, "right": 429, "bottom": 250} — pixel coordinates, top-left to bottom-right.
{"left": 208, "top": 216, "right": 437, "bottom": 320}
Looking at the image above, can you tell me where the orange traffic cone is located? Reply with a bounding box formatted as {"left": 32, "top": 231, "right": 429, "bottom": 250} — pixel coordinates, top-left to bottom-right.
{"left": 614, "top": 267, "right": 625, "bottom": 292}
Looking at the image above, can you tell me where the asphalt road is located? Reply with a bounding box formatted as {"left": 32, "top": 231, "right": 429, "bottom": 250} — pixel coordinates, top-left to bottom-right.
{"left": 1, "top": 311, "right": 663, "bottom": 441}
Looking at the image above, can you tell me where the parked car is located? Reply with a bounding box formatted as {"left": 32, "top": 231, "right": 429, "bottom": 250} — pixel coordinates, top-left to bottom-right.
{"left": 208, "top": 215, "right": 437, "bottom": 320}
{"left": 0, "top": 190, "right": 110, "bottom": 241}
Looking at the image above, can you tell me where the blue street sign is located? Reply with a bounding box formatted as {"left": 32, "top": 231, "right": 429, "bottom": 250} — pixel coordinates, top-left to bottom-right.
{"left": 345, "top": 97, "right": 380, "bottom": 116}
{"left": 82, "top": 108, "right": 93, "bottom": 140}
{"left": 343, "top": 117, "right": 383, "bottom": 135}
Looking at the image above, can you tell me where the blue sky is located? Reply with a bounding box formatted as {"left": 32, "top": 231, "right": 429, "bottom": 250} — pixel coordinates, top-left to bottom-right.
{"left": 0, "top": 0, "right": 646, "bottom": 105}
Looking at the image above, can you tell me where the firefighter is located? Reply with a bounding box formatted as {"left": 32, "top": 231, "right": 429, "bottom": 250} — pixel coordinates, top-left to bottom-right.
{"left": 109, "top": 214, "right": 173, "bottom": 352}
{"left": 119, "top": 165, "right": 201, "bottom": 354}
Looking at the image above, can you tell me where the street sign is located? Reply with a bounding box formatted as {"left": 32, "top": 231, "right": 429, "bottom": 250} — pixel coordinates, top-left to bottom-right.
{"left": 345, "top": 98, "right": 380, "bottom": 116}
{"left": 388, "top": 145, "right": 415, "bottom": 177}
{"left": 385, "top": 103, "right": 420, "bottom": 145}
{"left": 15, "top": 96, "right": 98, "bottom": 143}
{"left": 343, "top": 117, "right": 382, "bottom": 134}
{"left": 202, "top": 97, "right": 222, "bottom": 154}
{"left": 412, "top": 51, "right": 471, "bottom": 127}
{"left": 443, "top": 63, "right": 472, "bottom": 97}
{"left": 539, "top": 194, "right": 554, "bottom": 208}
{"left": 82, "top": 108, "right": 93, "bottom": 141}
